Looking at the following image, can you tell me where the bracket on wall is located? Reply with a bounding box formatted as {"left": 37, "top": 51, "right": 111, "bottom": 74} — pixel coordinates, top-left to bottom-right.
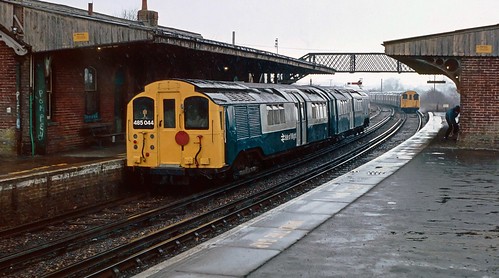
{"left": 0, "top": 29, "right": 28, "bottom": 56}
{"left": 419, "top": 57, "right": 461, "bottom": 88}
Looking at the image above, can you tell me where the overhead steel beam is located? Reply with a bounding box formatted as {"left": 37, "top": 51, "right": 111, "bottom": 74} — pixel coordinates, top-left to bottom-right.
{"left": 300, "top": 53, "right": 415, "bottom": 73}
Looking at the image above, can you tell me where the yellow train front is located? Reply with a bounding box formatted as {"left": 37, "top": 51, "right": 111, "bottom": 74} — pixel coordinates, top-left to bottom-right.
{"left": 369, "top": 90, "right": 420, "bottom": 113}
{"left": 126, "top": 80, "right": 228, "bottom": 184}
{"left": 400, "top": 90, "right": 420, "bottom": 113}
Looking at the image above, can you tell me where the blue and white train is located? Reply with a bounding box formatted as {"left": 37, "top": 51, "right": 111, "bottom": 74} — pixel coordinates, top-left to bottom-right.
{"left": 126, "top": 79, "right": 370, "bottom": 184}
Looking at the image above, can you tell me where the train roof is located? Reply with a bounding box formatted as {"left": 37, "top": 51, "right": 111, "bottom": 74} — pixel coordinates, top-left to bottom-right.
{"left": 369, "top": 90, "right": 418, "bottom": 95}
{"left": 174, "top": 79, "right": 369, "bottom": 106}
{"left": 179, "top": 79, "right": 290, "bottom": 105}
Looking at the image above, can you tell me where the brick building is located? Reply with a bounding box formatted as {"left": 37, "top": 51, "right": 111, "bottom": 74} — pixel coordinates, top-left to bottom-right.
{"left": 384, "top": 25, "right": 499, "bottom": 150}
{"left": 0, "top": 0, "right": 332, "bottom": 157}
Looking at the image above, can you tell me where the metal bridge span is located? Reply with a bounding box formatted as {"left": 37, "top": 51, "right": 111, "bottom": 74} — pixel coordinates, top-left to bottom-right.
{"left": 300, "top": 53, "right": 415, "bottom": 73}
{"left": 282, "top": 53, "right": 415, "bottom": 84}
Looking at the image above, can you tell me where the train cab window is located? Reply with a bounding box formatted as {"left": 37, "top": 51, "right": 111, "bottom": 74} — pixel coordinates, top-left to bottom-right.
{"left": 133, "top": 97, "right": 155, "bottom": 129}
{"left": 414, "top": 94, "right": 419, "bottom": 100}
{"left": 163, "top": 99, "right": 176, "bottom": 128}
{"left": 185, "top": 97, "right": 209, "bottom": 130}
{"left": 402, "top": 94, "right": 408, "bottom": 100}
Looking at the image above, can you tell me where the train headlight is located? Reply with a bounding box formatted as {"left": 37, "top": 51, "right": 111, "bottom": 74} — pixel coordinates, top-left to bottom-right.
{"left": 133, "top": 134, "right": 138, "bottom": 139}
{"left": 150, "top": 145, "right": 155, "bottom": 150}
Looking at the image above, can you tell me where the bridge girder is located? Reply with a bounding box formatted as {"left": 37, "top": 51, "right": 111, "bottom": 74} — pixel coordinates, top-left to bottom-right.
{"left": 298, "top": 53, "right": 461, "bottom": 87}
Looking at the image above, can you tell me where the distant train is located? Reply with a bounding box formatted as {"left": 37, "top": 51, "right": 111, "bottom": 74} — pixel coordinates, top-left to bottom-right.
{"left": 369, "top": 91, "right": 420, "bottom": 113}
{"left": 126, "top": 79, "right": 370, "bottom": 184}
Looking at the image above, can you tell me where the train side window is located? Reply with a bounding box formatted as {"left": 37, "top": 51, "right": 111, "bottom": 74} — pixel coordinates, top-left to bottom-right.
{"left": 266, "top": 104, "right": 286, "bottom": 125}
{"left": 185, "top": 96, "right": 209, "bottom": 130}
{"left": 163, "top": 99, "right": 176, "bottom": 128}
{"left": 133, "top": 97, "right": 155, "bottom": 129}
{"left": 272, "top": 105, "right": 280, "bottom": 124}
{"left": 267, "top": 106, "right": 273, "bottom": 125}
{"left": 311, "top": 103, "right": 318, "bottom": 119}
{"left": 279, "top": 105, "right": 285, "bottom": 123}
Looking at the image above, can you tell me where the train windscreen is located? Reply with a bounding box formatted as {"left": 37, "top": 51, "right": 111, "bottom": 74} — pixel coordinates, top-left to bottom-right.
{"left": 133, "top": 97, "right": 155, "bottom": 129}
{"left": 184, "top": 96, "right": 209, "bottom": 130}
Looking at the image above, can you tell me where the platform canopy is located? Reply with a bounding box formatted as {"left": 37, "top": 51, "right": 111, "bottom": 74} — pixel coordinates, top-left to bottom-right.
{"left": 383, "top": 23, "right": 499, "bottom": 87}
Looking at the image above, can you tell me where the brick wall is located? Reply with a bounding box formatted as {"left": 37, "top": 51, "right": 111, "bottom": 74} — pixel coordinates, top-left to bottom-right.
{"left": 2, "top": 46, "right": 141, "bottom": 156}
{"left": 45, "top": 51, "right": 121, "bottom": 153}
{"left": 459, "top": 57, "right": 499, "bottom": 150}
{"left": 0, "top": 41, "right": 17, "bottom": 156}
{"left": 0, "top": 159, "right": 126, "bottom": 225}
{"left": 46, "top": 52, "right": 87, "bottom": 152}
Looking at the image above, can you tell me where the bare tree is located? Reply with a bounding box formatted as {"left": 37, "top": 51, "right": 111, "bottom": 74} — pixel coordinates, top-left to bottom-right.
{"left": 118, "top": 8, "right": 138, "bottom": 21}
{"left": 381, "top": 78, "right": 404, "bottom": 91}
{"left": 420, "top": 86, "right": 460, "bottom": 112}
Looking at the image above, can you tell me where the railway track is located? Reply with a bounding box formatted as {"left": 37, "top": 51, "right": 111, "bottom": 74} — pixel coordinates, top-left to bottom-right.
{"left": 0, "top": 107, "right": 421, "bottom": 278}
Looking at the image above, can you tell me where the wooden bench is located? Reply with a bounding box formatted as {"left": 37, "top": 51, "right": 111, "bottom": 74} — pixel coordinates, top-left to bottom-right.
{"left": 82, "top": 122, "right": 124, "bottom": 147}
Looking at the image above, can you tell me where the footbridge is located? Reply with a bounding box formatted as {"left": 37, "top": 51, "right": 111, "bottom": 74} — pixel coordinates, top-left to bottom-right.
{"left": 300, "top": 53, "right": 415, "bottom": 73}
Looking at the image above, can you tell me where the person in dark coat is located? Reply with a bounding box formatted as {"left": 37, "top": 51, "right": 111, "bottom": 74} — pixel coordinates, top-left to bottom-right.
{"left": 444, "top": 105, "right": 460, "bottom": 139}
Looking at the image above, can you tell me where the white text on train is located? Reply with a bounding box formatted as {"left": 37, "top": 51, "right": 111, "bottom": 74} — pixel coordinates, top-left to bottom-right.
{"left": 280, "top": 132, "right": 297, "bottom": 143}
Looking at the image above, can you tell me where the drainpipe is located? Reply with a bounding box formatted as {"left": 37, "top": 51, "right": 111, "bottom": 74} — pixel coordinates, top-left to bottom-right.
{"left": 16, "top": 61, "right": 21, "bottom": 154}
{"left": 29, "top": 55, "right": 34, "bottom": 156}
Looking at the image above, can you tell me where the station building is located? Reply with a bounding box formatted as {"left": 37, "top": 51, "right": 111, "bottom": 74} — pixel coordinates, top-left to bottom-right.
{"left": 1, "top": 0, "right": 498, "bottom": 158}
{"left": 0, "top": 0, "right": 332, "bottom": 157}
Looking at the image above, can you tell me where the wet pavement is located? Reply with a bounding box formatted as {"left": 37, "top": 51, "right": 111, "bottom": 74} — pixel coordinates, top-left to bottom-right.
{"left": 0, "top": 144, "right": 125, "bottom": 179}
{"left": 250, "top": 144, "right": 499, "bottom": 277}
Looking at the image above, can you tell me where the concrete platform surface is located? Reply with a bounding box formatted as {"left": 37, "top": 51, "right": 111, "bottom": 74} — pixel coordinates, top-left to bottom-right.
{"left": 0, "top": 144, "right": 125, "bottom": 179}
{"left": 134, "top": 113, "right": 498, "bottom": 277}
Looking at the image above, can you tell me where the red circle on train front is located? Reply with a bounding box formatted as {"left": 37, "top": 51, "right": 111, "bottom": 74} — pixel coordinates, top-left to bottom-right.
{"left": 175, "top": 131, "right": 190, "bottom": 146}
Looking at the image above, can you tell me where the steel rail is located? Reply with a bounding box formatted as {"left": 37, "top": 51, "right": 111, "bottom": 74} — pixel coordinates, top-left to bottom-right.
{"left": 1, "top": 107, "right": 397, "bottom": 277}
{"left": 49, "top": 111, "right": 406, "bottom": 278}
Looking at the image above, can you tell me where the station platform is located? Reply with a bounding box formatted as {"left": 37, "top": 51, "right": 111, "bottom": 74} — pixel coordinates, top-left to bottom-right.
{"left": 0, "top": 144, "right": 126, "bottom": 225}
{"left": 134, "top": 113, "right": 499, "bottom": 278}
{"left": 0, "top": 144, "right": 125, "bottom": 179}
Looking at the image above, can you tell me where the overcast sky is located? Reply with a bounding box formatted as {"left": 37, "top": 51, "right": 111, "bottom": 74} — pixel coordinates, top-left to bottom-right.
{"left": 47, "top": 0, "right": 499, "bottom": 89}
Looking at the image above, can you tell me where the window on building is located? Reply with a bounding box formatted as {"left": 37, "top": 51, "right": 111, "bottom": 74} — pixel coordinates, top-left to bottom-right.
{"left": 84, "top": 67, "right": 99, "bottom": 122}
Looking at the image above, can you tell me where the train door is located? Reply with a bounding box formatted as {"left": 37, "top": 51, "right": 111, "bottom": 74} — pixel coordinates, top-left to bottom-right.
{"left": 156, "top": 92, "right": 182, "bottom": 165}
{"left": 288, "top": 92, "right": 307, "bottom": 146}
{"left": 157, "top": 93, "right": 226, "bottom": 170}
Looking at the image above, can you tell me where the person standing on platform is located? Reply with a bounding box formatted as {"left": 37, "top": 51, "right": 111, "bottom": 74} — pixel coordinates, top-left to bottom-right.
{"left": 444, "top": 105, "right": 460, "bottom": 139}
